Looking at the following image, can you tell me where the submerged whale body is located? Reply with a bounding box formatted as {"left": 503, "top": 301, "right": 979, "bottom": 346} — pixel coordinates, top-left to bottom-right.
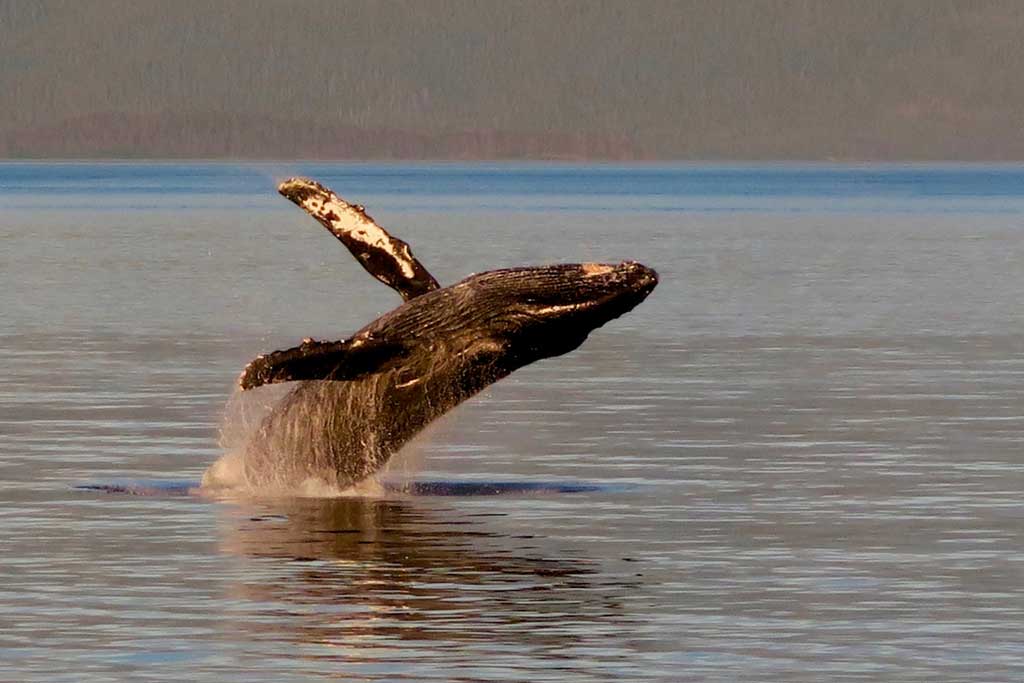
{"left": 202, "top": 179, "right": 658, "bottom": 494}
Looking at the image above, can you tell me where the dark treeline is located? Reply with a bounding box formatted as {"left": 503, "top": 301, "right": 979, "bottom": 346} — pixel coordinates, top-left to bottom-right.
{"left": 2, "top": 0, "right": 1024, "bottom": 159}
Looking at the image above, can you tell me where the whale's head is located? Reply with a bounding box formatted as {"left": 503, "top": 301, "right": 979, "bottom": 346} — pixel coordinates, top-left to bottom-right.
{"left": 476, "top": 261, "right": 658, "bottom": 358}
{"left": 374, "top": 261, "right": 659, "bottom": 371}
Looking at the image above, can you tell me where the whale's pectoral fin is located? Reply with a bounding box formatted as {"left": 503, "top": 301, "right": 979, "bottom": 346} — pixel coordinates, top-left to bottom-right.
{"left": 239, "top": 337, "right": 410, "bottom": 391}
{"left": 278, "top": 177, "right": 440, "bottom": 301}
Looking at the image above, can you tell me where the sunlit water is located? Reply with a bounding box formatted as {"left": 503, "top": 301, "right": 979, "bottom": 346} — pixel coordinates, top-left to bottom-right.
{"left": 2, "top": 163, "right": 1024, "bottom": 681}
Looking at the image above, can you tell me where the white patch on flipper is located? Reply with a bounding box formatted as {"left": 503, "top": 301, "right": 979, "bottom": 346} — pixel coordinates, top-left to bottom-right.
{"left": 298, "top": 191, "right": 416, "bottom": 279}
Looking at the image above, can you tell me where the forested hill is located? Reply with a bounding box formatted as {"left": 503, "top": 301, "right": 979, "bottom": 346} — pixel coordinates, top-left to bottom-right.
{"left": 3, "top": 1, "right": 1024, "bottom": 160}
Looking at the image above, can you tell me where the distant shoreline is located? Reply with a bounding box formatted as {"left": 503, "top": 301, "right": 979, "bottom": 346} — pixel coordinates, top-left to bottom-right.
{"left": 6, "top": 111, "right": 1024, "bottom": 163}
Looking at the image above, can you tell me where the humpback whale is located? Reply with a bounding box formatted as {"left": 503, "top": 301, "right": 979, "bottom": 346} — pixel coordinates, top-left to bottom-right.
{"left": 202, "top": 178, "right": 658, "bottom": 494}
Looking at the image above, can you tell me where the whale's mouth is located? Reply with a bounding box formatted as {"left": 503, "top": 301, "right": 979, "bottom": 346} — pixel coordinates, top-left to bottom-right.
{"left": 530, "top": 261, "right": 658, "bottom": 322}
{"left": 511, "top": 261, "right": 658, "bottom": 317}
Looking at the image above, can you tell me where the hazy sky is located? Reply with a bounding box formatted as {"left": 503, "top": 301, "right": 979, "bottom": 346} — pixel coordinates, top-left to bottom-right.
{"left": 3, "top": 0, "right": 1024, "bottom": 159}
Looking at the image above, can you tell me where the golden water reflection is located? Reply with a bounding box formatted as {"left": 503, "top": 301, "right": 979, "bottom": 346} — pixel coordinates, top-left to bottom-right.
{"left": 215, "top": 495, "right": 639, "bottom": 676}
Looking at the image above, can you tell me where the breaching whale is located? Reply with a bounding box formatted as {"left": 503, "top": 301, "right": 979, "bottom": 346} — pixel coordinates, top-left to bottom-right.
{"left": 201, "top": 178, "right": 658, "bottom": 494}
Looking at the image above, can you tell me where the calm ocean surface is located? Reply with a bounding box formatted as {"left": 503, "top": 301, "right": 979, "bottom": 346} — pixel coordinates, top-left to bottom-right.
{"left": 2, "top": 162, "right": 1024, "bottom": 681}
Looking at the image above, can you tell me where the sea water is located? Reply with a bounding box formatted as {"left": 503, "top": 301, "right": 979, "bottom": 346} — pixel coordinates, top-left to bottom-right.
{"left": 2, "top": 162, "right": 1024, "bottom": 681}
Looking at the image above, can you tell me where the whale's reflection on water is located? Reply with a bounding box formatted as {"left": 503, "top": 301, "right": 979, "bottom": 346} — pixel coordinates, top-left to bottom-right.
{"left": 213, "top": 495, "right": 641, "bottom": 677}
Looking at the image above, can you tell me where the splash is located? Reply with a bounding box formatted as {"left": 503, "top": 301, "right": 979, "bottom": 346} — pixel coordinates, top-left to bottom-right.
{"left": 203, "top": 373, "right": 436, "bottom": 498}
{"left": 217, "top": 382, "right": 290, "bottom": 453}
